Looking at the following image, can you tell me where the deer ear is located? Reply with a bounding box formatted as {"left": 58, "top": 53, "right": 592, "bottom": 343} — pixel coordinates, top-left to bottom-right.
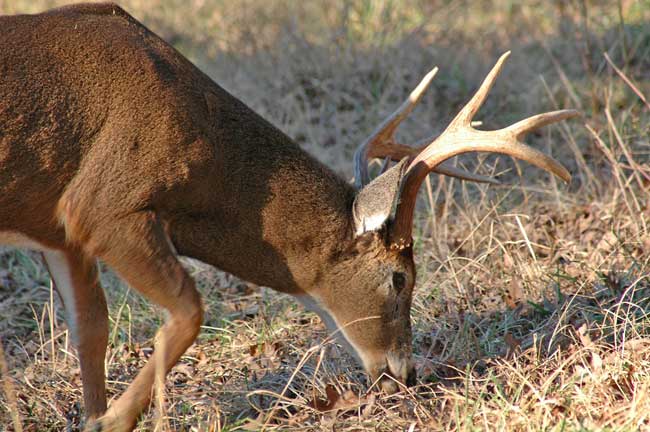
{"left": 352, "top": 158, "right": 409, "bottom": 236}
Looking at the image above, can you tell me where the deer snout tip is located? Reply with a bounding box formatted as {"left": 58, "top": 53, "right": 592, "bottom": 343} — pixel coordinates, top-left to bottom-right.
{"left": 376, "top": 363, "right": 417, "bottom": 393}
{"left": 378, "top": 375, "right": 400, "bottom": 394}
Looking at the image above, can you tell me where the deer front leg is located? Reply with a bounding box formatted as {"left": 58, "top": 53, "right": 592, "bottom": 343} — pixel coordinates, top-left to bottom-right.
{"left": 42, "top": 248, "right": 108, "bottom": 420}
{"left": 82, "top": 211, "right": 203, "bottom": 432}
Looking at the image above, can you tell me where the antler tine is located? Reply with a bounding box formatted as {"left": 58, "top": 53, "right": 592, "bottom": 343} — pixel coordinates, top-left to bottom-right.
{"left": 354, "top": 67, "right": 438, "bottom": 188}
{"left": 410, "top": 111, "right": 577, "bottom": 183}
{"left": 368, "top": 140, "right": 498, "bottom": 184}
{"left": 506, "top": 109, "right": 579, "bottom": 138}
{"left": 435, "top": 162, "right": 500, "bottom": 185}
{"left": 389, "top": 53, "right": 580, "bottom": 249}
{"left": 453, "top": 51, "right": 511, "bottom": 127}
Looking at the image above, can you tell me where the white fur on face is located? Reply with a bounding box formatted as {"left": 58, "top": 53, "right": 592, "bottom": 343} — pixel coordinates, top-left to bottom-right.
{"left": 295, "top": 294, "right": 375, "bottom": 370}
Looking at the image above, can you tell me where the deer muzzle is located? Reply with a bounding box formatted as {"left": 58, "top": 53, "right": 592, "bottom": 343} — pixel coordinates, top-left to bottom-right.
{"left": 374, "top": 351, "right": 416, "bottom": 393}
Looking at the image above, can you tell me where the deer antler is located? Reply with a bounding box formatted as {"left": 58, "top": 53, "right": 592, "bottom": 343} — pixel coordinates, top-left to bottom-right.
{"left": 353, "top": 68, "right": 498, "bottom": 189}
{"left": 389, "top": 51, "right": 579, "bottom": 249}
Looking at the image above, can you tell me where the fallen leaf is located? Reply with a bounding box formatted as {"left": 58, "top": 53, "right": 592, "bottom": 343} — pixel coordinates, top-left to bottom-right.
{"left": 308, "top": 384, "right": 339, "bottom": 411}
{"left": 504, "top": 332, "right": 521, "bottom": 358}
{"left": 197, "top": 349, "right": 208, "bottom": 366}
{"left": 505, "top": 278, "right": 524, "bottom": 309}
{"left": 308, "top": 385, "right": 362, "bottom": 412}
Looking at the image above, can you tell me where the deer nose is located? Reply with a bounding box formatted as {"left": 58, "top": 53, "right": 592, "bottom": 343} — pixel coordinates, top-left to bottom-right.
{"left": 406, "top": 366, "right": 417, "bottom": 387}
{"left": 377, "top": 361, "right": 416, "bottom": 393}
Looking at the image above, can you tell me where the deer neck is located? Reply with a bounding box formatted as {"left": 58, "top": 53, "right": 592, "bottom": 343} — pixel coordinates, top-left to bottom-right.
{"left": 168, "top": 129, "right": 356, "bottom": 296}
{"left": 260, "top": 159, "right": 356, "bottom": 294}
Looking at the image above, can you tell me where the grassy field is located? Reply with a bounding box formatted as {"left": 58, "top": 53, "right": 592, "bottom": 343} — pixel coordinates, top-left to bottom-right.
{"left": 1, "top": 0, "right": 650, "bottom": 430}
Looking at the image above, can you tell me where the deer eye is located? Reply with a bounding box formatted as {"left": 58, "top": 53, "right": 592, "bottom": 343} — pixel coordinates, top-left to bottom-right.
{"left": 392, "top": 272, "right": 407, "bottom": 293}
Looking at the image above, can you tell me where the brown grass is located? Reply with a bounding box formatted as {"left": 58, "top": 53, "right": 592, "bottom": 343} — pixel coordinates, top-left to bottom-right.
{"left": 1, "top": 1, "right": 649, "bottom": 431}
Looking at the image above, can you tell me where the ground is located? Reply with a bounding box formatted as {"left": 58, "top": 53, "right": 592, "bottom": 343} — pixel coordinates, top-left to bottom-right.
{"left": 1, "top": 1, "right": 649, "bottom": 431}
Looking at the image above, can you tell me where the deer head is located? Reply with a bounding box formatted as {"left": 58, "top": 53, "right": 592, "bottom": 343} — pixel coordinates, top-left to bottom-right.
{"left": 298, "top": 52, "right": 578, "bottom": 393}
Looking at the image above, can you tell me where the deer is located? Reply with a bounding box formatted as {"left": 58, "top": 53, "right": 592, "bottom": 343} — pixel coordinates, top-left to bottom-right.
{"left": 0, "top": 3, "right": 579, "bottom": 431}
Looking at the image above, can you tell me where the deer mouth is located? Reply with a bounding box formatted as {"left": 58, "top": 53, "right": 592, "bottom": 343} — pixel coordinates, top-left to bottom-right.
{"left": 376, "top": 358, "right": 417, "bottom": 393}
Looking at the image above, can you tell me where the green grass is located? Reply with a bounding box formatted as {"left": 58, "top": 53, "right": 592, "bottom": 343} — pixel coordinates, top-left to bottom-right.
{"left": 1, "top": 0, "right": 650, "bottom": 430}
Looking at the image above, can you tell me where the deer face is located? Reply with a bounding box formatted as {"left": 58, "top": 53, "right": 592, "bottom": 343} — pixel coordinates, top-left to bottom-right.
{"left": 297, "top": 160, "right": 418, "bottom": 392}
{"left": 339, "top": 232, "right": 417, "bottom": 392}
{"left": 298, "top": 229, "right": 417, "bottom": 393}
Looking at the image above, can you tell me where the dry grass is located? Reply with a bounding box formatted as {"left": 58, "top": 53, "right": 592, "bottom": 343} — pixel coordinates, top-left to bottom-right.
{"left": 1, "top": 0, "right": 650, "bottom": 430}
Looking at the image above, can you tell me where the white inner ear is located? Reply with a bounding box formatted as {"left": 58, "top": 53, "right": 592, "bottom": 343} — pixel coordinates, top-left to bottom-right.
{"left": 352, "top": 158, "right": 409, "bottom": 237}
{"left": 355, "top": 211, "right": 389, "bottom": 236}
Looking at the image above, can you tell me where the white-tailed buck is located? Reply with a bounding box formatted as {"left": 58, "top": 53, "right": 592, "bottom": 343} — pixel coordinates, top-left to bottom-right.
{"left": 0, "top": 3, "right": 578, "bottom": 430}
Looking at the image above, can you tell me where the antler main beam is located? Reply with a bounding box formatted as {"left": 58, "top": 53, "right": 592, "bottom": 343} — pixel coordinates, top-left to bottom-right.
{"left": 389, "top": 51, "right": 579, "bottom": 248}
{"left": 365, "top": 141, "right": 500, "bottom": 185}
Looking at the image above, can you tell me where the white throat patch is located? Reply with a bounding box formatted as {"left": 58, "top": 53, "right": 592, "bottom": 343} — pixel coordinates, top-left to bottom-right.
{"left": 295, "top": 294, "right": 372, "bottom": 370}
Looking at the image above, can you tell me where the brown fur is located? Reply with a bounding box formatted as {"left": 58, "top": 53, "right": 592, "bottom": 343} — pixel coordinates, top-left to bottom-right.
{"left": 0, "top": 4, "right": 417, "bottom": 430}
